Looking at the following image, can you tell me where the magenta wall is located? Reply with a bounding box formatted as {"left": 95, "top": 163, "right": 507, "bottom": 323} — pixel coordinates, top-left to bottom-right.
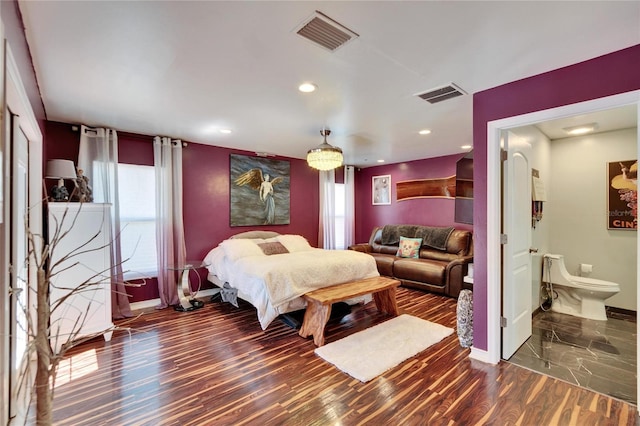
{"left": 473, "top": 44, "right": 640, "bottom": 352}
{"left": 45, "top": 121, "right": 320, "bottom": 302}
{"left": 354, "top": 154, "right": 473, "bottom": 243}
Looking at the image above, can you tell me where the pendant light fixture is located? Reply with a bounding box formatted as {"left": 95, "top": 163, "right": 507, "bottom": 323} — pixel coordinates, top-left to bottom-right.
{"left": 306, "top": 128, "right": 343, "bottom": 171}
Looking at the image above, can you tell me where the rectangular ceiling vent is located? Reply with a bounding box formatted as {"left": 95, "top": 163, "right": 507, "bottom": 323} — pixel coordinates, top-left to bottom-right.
{"left": 416, "top": 83, "right": 466, "bottom": 104}
{"left": 295, "top": 11, "right": 359, "bottom": 52}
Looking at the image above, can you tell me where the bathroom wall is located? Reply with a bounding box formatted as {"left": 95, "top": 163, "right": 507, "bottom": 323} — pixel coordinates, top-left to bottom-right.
{"left": 508, "top": 126, "right": 552, "bottom": 312}
{"left": 548, "top": 127, "right": 637, "bottom": 311}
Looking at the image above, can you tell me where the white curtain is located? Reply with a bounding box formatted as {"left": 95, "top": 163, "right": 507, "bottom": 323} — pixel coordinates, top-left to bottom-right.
{"left": 77, "top": 125, "right": 133, "bottom": 319}
{"left": 154, "top": 136, "right": 186, "bottom": 309}
{"left": 344, "top": 165, "right": 356, "bottom": 248}
{"left": 318, "top": 169, "right": 336, "bottom": 249}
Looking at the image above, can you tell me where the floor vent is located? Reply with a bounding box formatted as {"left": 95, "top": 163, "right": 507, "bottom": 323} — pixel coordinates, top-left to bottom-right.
{"left": 416, "top": 83, "right": 466, "bottom": 104}
{"left": 295, "top": 11, "right": 359, "bottom": 52}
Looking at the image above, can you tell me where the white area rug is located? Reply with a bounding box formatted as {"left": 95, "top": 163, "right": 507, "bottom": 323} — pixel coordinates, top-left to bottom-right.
{"left": 315, "top": 314, "right": 453, "bottom": 382}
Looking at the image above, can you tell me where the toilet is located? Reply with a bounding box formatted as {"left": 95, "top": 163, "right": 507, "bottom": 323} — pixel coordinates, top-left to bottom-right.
{"left": 542, "top": 254, "right": 620, "bottom": 321}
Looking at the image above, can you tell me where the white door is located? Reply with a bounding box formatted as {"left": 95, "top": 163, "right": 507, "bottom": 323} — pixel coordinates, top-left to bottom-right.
{"left": 2, "top": 43, "right": 44, "bottom": 424}
{"left": 8, "top": 114, "right": 29, "bottom": 419}
{"left": 502, "top": 130, "right": 533, "bottom": 359}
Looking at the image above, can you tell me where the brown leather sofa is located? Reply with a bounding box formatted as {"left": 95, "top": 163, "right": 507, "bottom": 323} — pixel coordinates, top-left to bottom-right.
{"left": 349, "top": 225, "right": 473, "bottom": 298}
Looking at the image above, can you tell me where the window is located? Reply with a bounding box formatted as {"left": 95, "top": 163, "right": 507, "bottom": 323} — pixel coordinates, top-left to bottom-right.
{"left": 334, "top": 183, "right": 345, "bottom": 249}
{"left": 117, "top": 164, "right": 157, "bottom": 279}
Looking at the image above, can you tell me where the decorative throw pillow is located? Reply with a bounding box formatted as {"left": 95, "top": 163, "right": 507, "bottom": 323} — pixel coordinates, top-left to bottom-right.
{"left": 396, "top": 236, "right": 422, "bottom": 258}
{"left": 257, "top": 241, "right": 290, "bottom": 256}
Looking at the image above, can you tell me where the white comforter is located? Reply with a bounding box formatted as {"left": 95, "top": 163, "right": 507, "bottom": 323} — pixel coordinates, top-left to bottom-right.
{"left": 204, "top": 240, "right": 379, "bottom": 329}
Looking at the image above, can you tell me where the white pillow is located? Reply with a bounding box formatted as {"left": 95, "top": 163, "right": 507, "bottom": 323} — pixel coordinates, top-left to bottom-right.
{"left": 277, "top": 235, "right": 313, "bottom": 252}
{"left": 203, "top": 246, "right": 222, "bottom": 266}
{"left": 202, "top": 247, "right": 226, "bottom": 275}
{"left": 219, "top": 239, "right": 265, "bottom": 261}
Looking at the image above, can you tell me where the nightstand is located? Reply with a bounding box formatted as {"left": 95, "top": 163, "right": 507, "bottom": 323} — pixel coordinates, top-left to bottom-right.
{"left": 168, "top": 262, "right": 205, "bottom": 312}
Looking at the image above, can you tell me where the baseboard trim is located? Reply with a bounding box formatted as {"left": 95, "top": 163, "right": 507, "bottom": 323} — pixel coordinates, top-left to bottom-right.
{"left": 469, "top": 347, "right": 498, "bottom": 365}
{"left": 532, "top": 305, "right": 636, "bottom": 321}
{"left": 129, "top": 288, "right": 220, "bottom": 312}
{"left": 606, "top": 305, "right": 637, "bottom": 321}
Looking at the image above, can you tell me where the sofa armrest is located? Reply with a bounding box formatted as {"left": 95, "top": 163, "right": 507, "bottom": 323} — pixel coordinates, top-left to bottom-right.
{"left": 348, "top": 243, "right": 372, "bottom": 254}
{"left": 445, "top": 255, "right": 474, "bottom": 298}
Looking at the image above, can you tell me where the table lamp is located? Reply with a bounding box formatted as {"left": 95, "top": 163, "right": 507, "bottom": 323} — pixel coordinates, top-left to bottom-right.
{"left": 45, "top": 159, "right": 77, "bottom": 201}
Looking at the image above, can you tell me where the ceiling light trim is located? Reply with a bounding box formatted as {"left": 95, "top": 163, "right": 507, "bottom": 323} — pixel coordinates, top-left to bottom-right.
{"left": 562, "top": 122, "right": 599, "bottom": 135}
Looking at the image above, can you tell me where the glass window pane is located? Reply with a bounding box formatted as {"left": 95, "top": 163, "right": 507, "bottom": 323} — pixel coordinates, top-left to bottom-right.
{"left": 117, "top": 164, "right": 158, "bottom": 279}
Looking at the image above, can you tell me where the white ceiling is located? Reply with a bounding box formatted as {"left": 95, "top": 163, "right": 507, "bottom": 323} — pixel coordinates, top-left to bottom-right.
{"left": 18, "top": 1, "right": 640, "bottom": 167}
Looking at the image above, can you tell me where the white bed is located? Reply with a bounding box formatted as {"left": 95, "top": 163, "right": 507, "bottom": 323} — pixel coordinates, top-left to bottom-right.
{"left": 203, "top": 232, "right": 379, "bottom": 329}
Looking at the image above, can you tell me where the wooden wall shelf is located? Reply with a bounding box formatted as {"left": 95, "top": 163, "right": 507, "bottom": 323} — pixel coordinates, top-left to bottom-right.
{"left": 396, "top": 175, "right": 456, "bottom": 201}
{"left": 454, "top": 152, "right": 473, "bottom": 224}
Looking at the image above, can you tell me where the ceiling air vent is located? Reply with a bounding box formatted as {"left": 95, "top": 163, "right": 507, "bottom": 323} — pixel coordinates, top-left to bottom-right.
{"left": 295, "top": 11, "right": 359, "bottom": 52}
{"left": 416, "top": 83, "right": 466, "bottom": 104}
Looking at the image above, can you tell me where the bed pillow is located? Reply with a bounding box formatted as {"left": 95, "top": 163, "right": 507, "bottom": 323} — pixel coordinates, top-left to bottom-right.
{"left": 396, "top": 236, "right": 422, "bottom": 258}
{"left": 257, "top": 241, "right": 289, "bottom": 255}
{"left": 219, "top": 239, "right": 265, "bottom": 261}
{"left": 202, "top": 247, "right": 224, "bottom": 273}
{"left": 277, "top": 234, "right": 313, "bottom": 252}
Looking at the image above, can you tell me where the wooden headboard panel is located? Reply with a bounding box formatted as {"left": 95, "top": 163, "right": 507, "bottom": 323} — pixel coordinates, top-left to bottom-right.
{"left": 230, "top": 230, "right": 281, "bottom": 240}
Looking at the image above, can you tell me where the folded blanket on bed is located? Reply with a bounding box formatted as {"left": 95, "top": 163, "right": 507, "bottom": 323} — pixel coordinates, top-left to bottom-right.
{"left": 380, "top": 224, "right": 454, "bottom": 250}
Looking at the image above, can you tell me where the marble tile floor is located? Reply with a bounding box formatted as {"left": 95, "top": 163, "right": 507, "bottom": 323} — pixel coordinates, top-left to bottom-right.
{"left": 508, "top": 309, "right": 637, "bottom": 405}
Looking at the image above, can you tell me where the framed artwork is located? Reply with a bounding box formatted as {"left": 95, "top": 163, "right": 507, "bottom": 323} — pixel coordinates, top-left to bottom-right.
{"left": 230, "top": 154, "right": 290, "bottom": 227}
{"left": 607, "top": 159, "right": 637, "bottom": 230}
{"left": 372, "top": 175, "right": 391, "bottom": 205}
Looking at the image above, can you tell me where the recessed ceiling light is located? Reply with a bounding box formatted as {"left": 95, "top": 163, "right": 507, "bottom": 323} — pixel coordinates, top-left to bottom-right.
{"left": 219, "top": 129, "right": 232, "bottom": 134}
{"left": 461, "top": 145, "right": 472, "bottom": 150}
{"left": 377, "top": 159, "right": 385, "bottom": 163}
{"left": 418, "top": 129, "right": 431, "bottom": 135}
{"left": 563, "top": 122, "right": 598, "bottom": 135}
{"left": 298, "top": 82, "right": 317, "bottom": 93}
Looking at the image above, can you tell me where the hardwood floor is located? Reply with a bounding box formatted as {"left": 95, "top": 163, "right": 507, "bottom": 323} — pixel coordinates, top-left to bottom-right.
{"left": 42, "top": 287, "right": 637, "bottom": 425}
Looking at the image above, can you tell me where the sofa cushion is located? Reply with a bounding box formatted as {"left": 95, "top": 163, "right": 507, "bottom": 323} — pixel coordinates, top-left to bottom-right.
{"left": 396, "top": 236, "right": 422, "bottom": 258}
{"left": 393, "top": 258, "right": 446, "bottom": 287}
{"left": 370, "top": 253, "right": 395, "bottom": 277}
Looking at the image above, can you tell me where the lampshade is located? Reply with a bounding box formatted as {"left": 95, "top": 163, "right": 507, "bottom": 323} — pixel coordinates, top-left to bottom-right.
{"left": 306, "top": 129, "right": 343, "bottom": 171}
{"left": 45, "top": 159, "right": 77, "bottom": 179}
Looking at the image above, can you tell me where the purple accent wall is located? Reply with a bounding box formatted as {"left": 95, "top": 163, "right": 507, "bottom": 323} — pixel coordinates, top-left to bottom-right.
{"left": 473, "top": 44, "right": 640, "bottom": 351}
{"left": 354, "top": 154, "right": 473, "bottom": 243}
{"left": 1, "top": 0, "right": 46, "bottom": 129}
{"left": 44, "top": 121, "right": 320, "bottom": 302}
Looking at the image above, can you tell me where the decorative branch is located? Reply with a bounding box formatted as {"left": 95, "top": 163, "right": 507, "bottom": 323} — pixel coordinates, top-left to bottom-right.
{"left": 12, "top": 200, "right": 146, "bottom": 425}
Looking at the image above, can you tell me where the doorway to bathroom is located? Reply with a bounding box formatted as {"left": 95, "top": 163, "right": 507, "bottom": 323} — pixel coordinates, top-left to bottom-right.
{"left": 501, "top": 101, "right": 638, "bottom": 405}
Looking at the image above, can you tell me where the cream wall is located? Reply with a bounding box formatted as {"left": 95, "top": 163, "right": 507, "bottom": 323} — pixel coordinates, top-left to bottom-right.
{"left": 548, "top": 127, "right": 637, "bottom": 311}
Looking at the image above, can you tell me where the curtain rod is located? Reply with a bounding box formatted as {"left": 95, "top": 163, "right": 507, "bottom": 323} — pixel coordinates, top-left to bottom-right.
{"left": 154, "top": 136, "right": 187, "bottom": 147}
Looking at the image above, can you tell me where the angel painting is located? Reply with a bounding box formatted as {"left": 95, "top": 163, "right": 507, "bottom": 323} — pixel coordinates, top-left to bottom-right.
{"left": 235, "top": 168, "right": 285, "bottom": 224}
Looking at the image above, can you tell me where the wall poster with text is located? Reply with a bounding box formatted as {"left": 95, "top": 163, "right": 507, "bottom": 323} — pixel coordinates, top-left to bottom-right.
{"left": 608, "top": 159, "right": 637, "bottom": 230}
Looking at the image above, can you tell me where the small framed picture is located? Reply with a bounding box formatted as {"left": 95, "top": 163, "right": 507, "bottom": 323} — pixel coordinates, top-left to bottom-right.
{"left": 607, "top": 159, "right": 637, "bottom": 230}
{"left": 372, "top": 175, "right": 391, "bottom": 205}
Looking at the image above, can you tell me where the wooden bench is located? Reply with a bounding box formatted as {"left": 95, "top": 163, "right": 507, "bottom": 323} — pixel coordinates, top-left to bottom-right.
{"left": 299, "top": 276, "right": 401, "bottom": 346}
